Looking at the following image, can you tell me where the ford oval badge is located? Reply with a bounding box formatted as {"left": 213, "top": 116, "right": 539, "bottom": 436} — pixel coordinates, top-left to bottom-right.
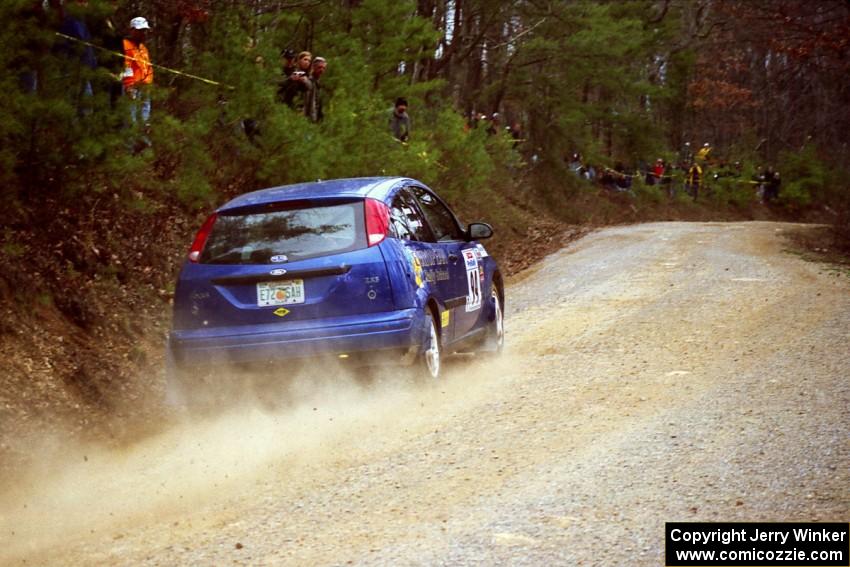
{"left": 270, "top": 268, "right": 287, "bottom": 276}
{"left": 270, "top": 254, "right": 288, "bottom": 263}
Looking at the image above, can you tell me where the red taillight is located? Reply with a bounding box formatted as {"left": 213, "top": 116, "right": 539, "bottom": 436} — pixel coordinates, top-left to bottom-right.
{"left": 364, "top": 199, "right": 389, "bottom": 246}
{"left": 187, "top": 213, "right": 218, "bottom": 263}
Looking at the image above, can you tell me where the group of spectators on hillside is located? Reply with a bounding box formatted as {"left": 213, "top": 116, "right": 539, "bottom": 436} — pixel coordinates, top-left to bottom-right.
{"left": 19, "top": 1, "right": 152, "bottom": 120}
{"left": 464, "top": 112, "right": 523, "bottom": 146}
{"left": 567, "top": 143, "right": 782, "bottom": 204}
{"left": 277, "top": 48, "right": 413, "bottom": 142}
{"left": 18, "top": 1, "right": 417, "bottom": 149}
{"left": 277, "top": 49, "right": 327, "bottom": 123}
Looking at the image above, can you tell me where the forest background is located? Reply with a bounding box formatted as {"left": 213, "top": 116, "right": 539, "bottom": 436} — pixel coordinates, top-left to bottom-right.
{"left": 0, "top": 0, "right": 848, "bottom": 447}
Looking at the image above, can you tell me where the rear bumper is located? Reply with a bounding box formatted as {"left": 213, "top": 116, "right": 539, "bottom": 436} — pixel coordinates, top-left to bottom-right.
{"left": 169, "top": 308, "right": 425, "bottom": 366}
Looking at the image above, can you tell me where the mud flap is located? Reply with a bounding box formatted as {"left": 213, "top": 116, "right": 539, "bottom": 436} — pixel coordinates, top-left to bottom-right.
{"left": 401, "top": 308, "right": 432, "bottom": 365}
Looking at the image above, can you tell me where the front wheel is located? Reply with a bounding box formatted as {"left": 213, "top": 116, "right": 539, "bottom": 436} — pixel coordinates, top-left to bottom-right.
{"left": 478, "top": 284, "right": 504, "bottom": 357}
{"left": 489, "top": 286, "right": 505, "bottom": 354}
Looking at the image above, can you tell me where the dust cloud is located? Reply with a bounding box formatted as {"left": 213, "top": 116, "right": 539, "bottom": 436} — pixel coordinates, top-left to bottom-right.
{"left": 0, "top": 351, "right": 518, "bottom": 562}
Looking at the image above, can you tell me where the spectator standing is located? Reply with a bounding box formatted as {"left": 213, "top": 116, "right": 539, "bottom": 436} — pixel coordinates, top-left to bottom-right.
{"left": 764, "top": 166, "right": 781, "bottom": 203}
{"left": 679, "top": 141, "right": 692, "bottom": 166}
{"left": 390, "top": 97, "right": 410, "bottom": 142}
{"left": 305, "top": 56, "right": 326, "bottom": 123}
{"left": 651, "top": 158, "right": 674, "bottom": 197}
{"left": 614, "top": 162, "right": 632, "bottom": 192}
{"left": 568, "top": 153, "right": 583, "bottom": 174}
{"left": 686, "top": 162, "right": 702, "bottom": 201}
{"left": 650, "top": 158, "right": 665, "bottom": 186}
{"left": 123, "top": 16, "right": 153, "bottom": 125}
{"left": 753, "top": 165, "right": 766, "bottom": 202}
{"left": 507, "top": 122, "right": 522, "bottom": 149}
{"left": 56, "top": 0, "right": 97, "bottom": 113}
{"left": 655, "top": 158, "right": 666, "bottom": 178}
{"left": 280, "top": 48, "right": 296, "bottom": 78}
{"left": 279, "top": 51, "right": 312, "bottom": 111}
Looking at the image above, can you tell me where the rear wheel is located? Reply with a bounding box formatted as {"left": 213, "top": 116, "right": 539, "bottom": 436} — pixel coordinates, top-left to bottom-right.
{"left": 417, "top": 312, "right": 442, "bottom": 381}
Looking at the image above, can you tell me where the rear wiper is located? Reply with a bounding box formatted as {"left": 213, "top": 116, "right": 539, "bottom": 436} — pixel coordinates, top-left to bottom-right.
{"left": 201, "top": 251, "right": 242, "bottom": 264}
{"left": 210, "top": 264, "right": 351, "bottom": 285}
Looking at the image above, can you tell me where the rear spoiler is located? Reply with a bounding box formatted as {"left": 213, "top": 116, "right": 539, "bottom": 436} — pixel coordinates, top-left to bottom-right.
{"left": 219, "top": 197, "right": 363, "bottom": 217}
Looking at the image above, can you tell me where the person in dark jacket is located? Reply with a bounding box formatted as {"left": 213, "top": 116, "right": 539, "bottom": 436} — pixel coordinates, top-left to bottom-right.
{"left": 305, "top": 56, "right": 326, "bottom": 123}
{"left": 279, "top": 51, "right": 312, "bottom": 111}
{"left": 280, "top": 48, "right": 296, "bottom": 78}
{"left": 763, "top": 166, "right": 781, "bottom": 202}
{"left": 389, "top": 97, "right": 410, "bottom": 142}
{"left": 56, "top": 0, "right": 97, "bottom": 113}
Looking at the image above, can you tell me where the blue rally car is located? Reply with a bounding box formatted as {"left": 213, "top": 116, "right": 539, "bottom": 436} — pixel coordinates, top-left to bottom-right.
{"left": 167, "top": 177, "right": 504, "bottom": 396}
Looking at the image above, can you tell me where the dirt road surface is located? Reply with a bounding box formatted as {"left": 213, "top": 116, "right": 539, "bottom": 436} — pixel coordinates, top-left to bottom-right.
{"left": 2, "top": 221, "right": 848, "bottom": 566}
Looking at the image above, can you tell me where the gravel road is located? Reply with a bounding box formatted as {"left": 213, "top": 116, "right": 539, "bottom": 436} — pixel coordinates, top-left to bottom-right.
{"left": 2, "top": 221, "right": 848, "bottom": 566}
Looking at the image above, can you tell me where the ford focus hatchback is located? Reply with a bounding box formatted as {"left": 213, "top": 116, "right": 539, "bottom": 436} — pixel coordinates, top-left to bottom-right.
{"left": 167, "top": 177, "right": 504, "bottom": 399}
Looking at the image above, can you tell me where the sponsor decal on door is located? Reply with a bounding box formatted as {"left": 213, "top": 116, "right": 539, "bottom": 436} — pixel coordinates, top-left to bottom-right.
{"left": 463, "top": 249, "right": 482, "bottom": 312}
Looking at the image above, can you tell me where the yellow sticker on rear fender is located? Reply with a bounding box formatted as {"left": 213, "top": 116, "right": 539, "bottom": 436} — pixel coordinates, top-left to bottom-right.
{"left": 273, "top": 307, "right": 290, "bottom": 317}
{"left": 412, "top": 255, "right": 424, "bottom": 288}
{"left": 403, "top": 248, "right": 424, "bottom": 288}
{"left": 441, "top": 310, "right": 450, "bottom": 328}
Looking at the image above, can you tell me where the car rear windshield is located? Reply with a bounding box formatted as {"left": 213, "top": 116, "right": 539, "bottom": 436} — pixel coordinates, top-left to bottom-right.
{"left": 200, "top": 202, "right": 366, "bottom": 264}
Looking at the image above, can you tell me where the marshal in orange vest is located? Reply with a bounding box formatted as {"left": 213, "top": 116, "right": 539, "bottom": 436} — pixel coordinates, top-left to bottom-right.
{"left": 122, "top": 38, "right": 153, "bottom": 89}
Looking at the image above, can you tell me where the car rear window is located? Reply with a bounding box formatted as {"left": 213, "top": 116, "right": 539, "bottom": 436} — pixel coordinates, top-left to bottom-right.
{"left": 200, "top": 202, "right": 366, "bottom": 264}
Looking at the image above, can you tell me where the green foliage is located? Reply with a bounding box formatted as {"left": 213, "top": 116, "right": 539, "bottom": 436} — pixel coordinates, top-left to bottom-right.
{"left": 36, "top": 292, "right": 54, "bottom": 307}
{"left": 1, "top": 226, "right": 26, "bottom": 259}
{"left": 777, "top": 145, "right": 830, "bottom": 210}
{"left": 707, "top": 176, "right": 754, "bottom": 209}
{"left": 509, "top": 0, "right": 673, "bottom": 167}
{"left": 633, "top": 177, "right": 664, "bottom": 205}
{"left": 2, "top": 0, "right": 843, "bottom": 242}
{"left": 433, "top": 110, "right": 499, "bottom": 202}
{"left": 343, "top": 0, "right": 440, "bottom": 98}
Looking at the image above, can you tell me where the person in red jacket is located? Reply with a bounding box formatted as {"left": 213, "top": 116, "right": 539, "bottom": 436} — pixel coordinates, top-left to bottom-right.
{"left": 123, "top": 16, "right": 153, "bottom": 124}
{"left": 652, "top": 158, "right": 665, "bottom": 182}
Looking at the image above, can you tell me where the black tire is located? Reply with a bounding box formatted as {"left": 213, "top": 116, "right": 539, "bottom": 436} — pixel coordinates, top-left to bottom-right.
{"left": 480, "top": 283, "right": 505, "bottom": 357}
{"left": 416, "top": 312, "right": 442, "bottom": 381}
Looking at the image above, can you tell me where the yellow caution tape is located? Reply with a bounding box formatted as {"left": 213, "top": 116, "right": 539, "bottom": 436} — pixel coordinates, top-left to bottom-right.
{"left": 55, "top": 31, "right": 233, "bottom": 89}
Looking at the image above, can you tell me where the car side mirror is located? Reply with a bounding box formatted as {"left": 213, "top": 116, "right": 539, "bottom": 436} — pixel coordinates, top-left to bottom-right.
{"left": 467, "top": 222, "right": 494, "bottom": 241}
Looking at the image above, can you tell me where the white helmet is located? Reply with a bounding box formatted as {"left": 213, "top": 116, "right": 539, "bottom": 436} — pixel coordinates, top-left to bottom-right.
{"left": 130, "top": 17, "right": 151, "bottom": 30}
